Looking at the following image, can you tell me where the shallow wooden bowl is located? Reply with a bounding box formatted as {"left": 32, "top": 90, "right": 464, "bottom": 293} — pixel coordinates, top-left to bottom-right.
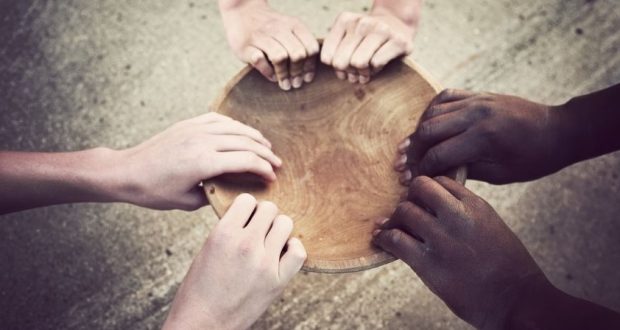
{"left": 204, "top": 59, "right": 466, "bottom": 273}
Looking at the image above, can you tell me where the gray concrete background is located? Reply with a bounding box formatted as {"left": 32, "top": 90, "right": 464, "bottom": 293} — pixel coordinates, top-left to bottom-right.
{"left": 0, "top": 0, "right": 619, "bottom": 329}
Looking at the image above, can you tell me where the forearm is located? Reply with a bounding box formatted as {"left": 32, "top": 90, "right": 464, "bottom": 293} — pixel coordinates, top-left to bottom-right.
{"left": 501, "top": 278, "right": 620, "bottom": 330}
{"left": 0, "top": 148, "right": 129, "bottom": 214}
{"left": 558, "top": 83, "right": 620, "bottom": 165}
{"left": 372, "top": 0, "right": 422, "bottom": 26}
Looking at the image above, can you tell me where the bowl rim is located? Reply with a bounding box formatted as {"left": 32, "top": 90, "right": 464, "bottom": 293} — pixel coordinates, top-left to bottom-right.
{"left": 204, "top": 57, "right": 467, "bottom": 273}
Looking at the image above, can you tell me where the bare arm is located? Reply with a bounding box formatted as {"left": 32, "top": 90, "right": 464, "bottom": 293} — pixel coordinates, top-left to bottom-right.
{"left": 562, "top": 83, "right": 620, "bottom": 164}
{"left": 0, "top": 149, "right": 126, "bottom": 214}
{"left": 0, "top": 113, "right": 281, "bottom": 215}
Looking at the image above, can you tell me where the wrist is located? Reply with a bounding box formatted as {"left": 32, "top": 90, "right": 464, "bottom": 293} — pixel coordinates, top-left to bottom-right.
{"left": 371, "top": 0, "right": 421, "bottom": 28}
{"left": 550, "top": 98, "right": 593, "bottom": 167}
{"left": 545, "top": 103, "right": 582, "bottom": 170}
{"left": 494, "top": 274, "right": 562, "bottom": 330}
{"left": 163, "top": 286, "right": 234, "bottom": 330}
{"left": 82, "top": 147, "right": 135, "bottom": 204}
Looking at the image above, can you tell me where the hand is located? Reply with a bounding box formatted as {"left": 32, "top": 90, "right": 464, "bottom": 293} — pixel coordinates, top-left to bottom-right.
{"left": 219, "top": 0, "right": 319, "bottom": 90}
{"left": 394, "top": 89, "right": 572, "bottom": 185}
{"left": 116, "top": 112, "right": 282, "bottom": 211}
{"left": 163, "top": 194, "right": 307, "bottom": 330}
{"left": 373, "top": 176, "right": 549, "bottom": 329}
{"left": 320, "top": 2, "right": 419, "bottom": 84}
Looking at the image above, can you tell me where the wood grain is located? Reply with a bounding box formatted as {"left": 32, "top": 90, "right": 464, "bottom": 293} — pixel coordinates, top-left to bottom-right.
{"left": 204, "top": 59, "right": 466, "bottom": 273}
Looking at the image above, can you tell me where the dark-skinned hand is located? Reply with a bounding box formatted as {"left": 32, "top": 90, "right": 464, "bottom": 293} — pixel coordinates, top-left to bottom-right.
{"left": 394, "top": 89, "right": 573, "bottom": 185}
{"left": 373, "top": 176, "right": 548, "bottom": 329}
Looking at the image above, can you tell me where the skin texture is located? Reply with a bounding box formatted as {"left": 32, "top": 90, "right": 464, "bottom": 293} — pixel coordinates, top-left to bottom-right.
{"left": 219, "top": 0, "right": 320, "bottom": 91}
{"left": 0, "top": 112, "right": 281, "bottom": 214}
{"left": 373, "top": 176, "right": 620, "bottom": 329}
{"left": 321, "top": 0, "right": 421, "bottom": 84}
{"left": 163, "top": 194, "right": 307, "bottom": 330}
{"left": 395, "top": 84, "right": 620, "bottom": 185}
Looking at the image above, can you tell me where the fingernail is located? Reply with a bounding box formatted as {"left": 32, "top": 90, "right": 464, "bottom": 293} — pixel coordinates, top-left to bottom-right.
{"left": 347, "top": 73, "right": 358, "bottom": 83}
{"left": 279, "top": 79, "right": 291, "bottom": 91}
{"left": 274, "top": 156, "right": 283, "bottom": 167}
{"left": 375, "top": 218, "right": 389, "bottom": 226}
{"left": 399, "top": 170, "right": 412, "bottom": 184}
{"left": 372, "top": 229, "right": 381, "bottom": 236}
{"left": 336, "top": 71, "right": 346, "bottom": 80}
{"left": 304, "top": 72, "right": 315, "bottom": 83}
{"left": 359, "top": 75, "right": 370, "bottom": 84}
{"left": 292, "top": 76, "right": 303, "bottom": 89}
{"left": 398, "top": 139, "right": 410, "bottom": 153}
{"left": 394, "top": 154, "right": 407, "bottom": 171}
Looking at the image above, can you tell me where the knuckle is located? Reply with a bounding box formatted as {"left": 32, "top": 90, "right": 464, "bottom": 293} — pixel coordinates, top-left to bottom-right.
{"left": 392, "top": 202, "right": 414, "bottom": 222}
{"left": 270, "top": 51, "right": 288, "bottom": 64}
{"left": 412, "top": 175, "right": 433, "bottom": 189}
{"left": 332, "top": 59, "right": 349, "bottom": 71}
{"left": 250, "top": 53, "right": 264, "bottom": 65}
{"left": 307, "top": 43, "right": 320, "bottom": 56}
{"left": 375, "top": 22, "right": 390, "bottom": 35}
{"left": 236, "top": 238, "right": 256, "bottom": 258}
{"left": 370, "top": 56, "right": 386, "bottom": 68}
{"left": 438, "top": 88, "right": 455, "bottom": 100}
{"left": 208, "top": 227, "right": 233, "bottom": 248}
{"left": 244, "top": 152, "right": 262, "bottom": 164}
{"left": 350, "top": 59, "right": 367, "bottom": 69}
{"left": 425, "top": 147, "right": 442, "bottom": 168}
{"left": 337, "top": 11, "right": 356, "bottom": 25}
{"left": 356, "top": 17, "right": 376, "bottom": 34}
{"left": 276, "top": 215, "right": 294, "bottom": 230}
{"left": 475, "top": 101, "right": 492, "bottom": 116}
{"left": 387, "top": 230, "right": 404, "bottom": 245}
{"left": 426, "top": 105, "right": 441, "bottom": 117}
{"left": 263, "top": 21, "right": 280, "bottom": 34}
{"left": 393, "top": 37, "right": 407, "bottom": 49}
{"left": 417, "top": 121, "right": 435, "bottom": 141}
{"left": 236, "top": 193, "right": 257, "bottom": 206}
{"left": 258, "top": 200, "right": 278, "bottom": 214}
{"left": 289, "top": 50, "right": 306, "bottom": 62}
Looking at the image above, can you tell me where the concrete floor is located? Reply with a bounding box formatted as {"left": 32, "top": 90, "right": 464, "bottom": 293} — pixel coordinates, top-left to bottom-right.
{"left": 0, "top": 0, "right": 619, "bottom": 329}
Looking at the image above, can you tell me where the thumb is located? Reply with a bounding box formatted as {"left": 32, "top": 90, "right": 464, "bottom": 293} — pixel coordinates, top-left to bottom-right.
{"left": 243, "top": 46, "right": 276, "bottom": 82}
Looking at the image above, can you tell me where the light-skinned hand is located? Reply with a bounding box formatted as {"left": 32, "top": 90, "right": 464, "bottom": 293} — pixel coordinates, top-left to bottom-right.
{"left": 163, "top": 194, "right": 307, "bottom": 330}
{"left": 321, "top": 1, "right": 419, "bottom": 84}
{"left": 220, "top": 0, "right": 319, "bottom": 91}
{"left": 117, "top": 112, "right": 281, "bottom": 210}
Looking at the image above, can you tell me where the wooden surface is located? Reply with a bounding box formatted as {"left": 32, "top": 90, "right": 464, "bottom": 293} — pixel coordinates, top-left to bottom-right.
{"left": 205, "top": 59, "right": 466, "bottom": 273}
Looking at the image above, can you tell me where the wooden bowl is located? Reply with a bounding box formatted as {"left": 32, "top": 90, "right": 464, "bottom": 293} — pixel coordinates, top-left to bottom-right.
{"left": 204, "top": 59, "right": 466, "bottom": 273}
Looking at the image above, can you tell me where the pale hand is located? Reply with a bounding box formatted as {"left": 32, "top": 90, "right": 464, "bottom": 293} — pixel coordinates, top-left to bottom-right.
{"left": 117, "top": 113, "right": 281, "bottom": 211}
{"left": 163, "top": 194, "right": 307, "bottom": 330}
{"left": 220, "top": 0, "right": 319, "bottom": 91}
{"left": 321, "top": 5, "right": 418, "bottom": 84}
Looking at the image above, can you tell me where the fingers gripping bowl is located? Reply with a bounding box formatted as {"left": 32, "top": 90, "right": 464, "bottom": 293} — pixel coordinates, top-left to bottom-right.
{"left": 204, "top": 59, "right": 467, "bottom": 273}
